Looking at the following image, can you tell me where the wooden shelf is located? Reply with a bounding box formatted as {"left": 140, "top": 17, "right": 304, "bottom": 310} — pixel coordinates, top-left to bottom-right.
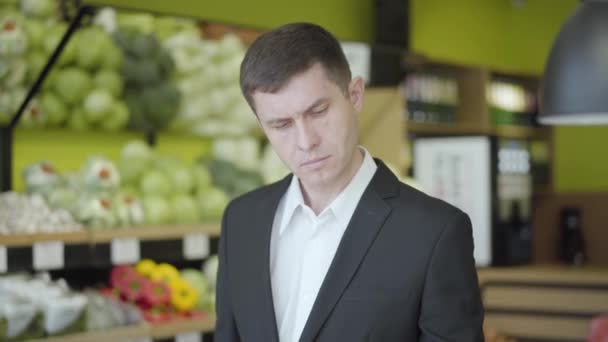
{"left": 150, "top": 314, "right": 216, "bottom": 339}
{"left": 0, "top": 224, "right": 220, "bottom": 247}
{"left": 0, "top": 230, "right": 88, "bottom": 247}
{"left": 478, "top": 265, "right": 608, "bottom": 341}
{"left": 1, "top": 224, "right": 221, "bottom": 271}
{"left": 477, "top": 265, "right": 608, "bottom": 286}
{"left": 27, "top": 315, "right": 216, "bottom": 342}
{"left": 492, "top": 125, "right": 551, "bottom": 140}
{"left": 404, "top": 121, "right": 552, "bottom": 140}
{"left": 90, "top": 224, "right": 221, "bottom": 243}
{"left": 532, "top": 184, "right": 553, "bottom": 196}
{"left": 405, "top": 121, "right": 489, "bottom": 136}
{"left": 29, "top": 323, "right": 149, "bottom": 342}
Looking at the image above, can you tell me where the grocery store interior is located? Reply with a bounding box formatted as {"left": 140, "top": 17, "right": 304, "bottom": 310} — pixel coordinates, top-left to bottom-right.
{"left": 1, "top": 0, "right": 607, "bottom": 341}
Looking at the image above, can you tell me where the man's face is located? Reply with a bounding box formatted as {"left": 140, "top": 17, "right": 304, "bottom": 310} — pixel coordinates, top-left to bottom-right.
{"left": 252, "top": 63, "right": 365, "bottom": 192}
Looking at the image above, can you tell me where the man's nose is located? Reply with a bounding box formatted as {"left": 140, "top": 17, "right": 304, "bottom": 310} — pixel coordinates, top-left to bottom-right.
{"left": 295, "top": 118, "right": 319, "bottom": 152}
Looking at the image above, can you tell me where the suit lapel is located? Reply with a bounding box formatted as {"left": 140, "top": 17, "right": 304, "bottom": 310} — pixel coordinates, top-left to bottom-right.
{"left": 237, "top": 175, "right": 292, "bottom": 342}
{"left": 298, "top": 161, "right": 399, "bottom": 342}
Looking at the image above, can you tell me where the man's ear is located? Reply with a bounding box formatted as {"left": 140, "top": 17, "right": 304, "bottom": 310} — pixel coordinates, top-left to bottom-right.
{"left": 348, "top": 76, "right": 365, "bottom": 112}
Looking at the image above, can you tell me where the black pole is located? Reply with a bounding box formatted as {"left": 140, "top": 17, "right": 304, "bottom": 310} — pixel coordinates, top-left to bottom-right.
{"left": 0, "top": 5, "right": 93, "bottom": 192}
{"left": 0, "top": 126, "right": 12, "bottom": 192}
{"left": 145, "top": 130, "right": 157, "bottom": 147}
{"left": 9, "top": 5, "right": 93, "bottom": 128}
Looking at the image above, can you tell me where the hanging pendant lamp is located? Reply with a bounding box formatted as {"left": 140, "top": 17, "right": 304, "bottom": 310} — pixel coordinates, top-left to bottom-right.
{"left": 540, "top": 0, "right": 608, "bottom": 125}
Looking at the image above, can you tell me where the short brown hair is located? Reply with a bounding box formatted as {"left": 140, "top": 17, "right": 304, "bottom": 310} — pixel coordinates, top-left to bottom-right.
{"left": 240, "top": 22, "right": 352, "bottom": 112}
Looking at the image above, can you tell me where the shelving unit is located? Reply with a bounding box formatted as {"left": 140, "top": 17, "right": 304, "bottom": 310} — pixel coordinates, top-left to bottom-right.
{"left": 150, "top": 314, "right": 216, "bottom": 339}
{"left": 30, "top": 324, "right": 150, "bottom": 342}
{"left": 1, "top": 224, "right": 220, "bottom": 272}
{"left": 27, "top": 314, "right": 216, "bottom": 342}
{"left": 402, "top": 53, "right": 550, "bottom": 137}
{"left": 405, "top": 121, "right": 489, "bottom": 136}
{"left": 478, "top": 266, "right": 608, "bottom": 341}
{"left": 404, "top": 121, "right": 551, "bottom": 140}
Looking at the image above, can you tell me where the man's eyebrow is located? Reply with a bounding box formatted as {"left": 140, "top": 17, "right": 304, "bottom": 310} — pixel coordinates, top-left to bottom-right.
{"left": 264, "top": 98, "right": 330, "bottom": 126}
{"left": 303, "top": 98, "right": 329, "bottom": 113}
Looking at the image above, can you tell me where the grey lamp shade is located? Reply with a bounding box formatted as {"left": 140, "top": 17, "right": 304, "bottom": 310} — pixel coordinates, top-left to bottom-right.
{"left": 540, "top": 0, "right": 608, "bottom": 125}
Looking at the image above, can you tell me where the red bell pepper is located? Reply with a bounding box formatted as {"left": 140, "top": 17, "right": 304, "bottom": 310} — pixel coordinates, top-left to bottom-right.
{"left": 140, "top": 280, "right": 171, "bottom": 309}
{"left": 142, "top": 306, "right": 172, "bottom": 324}
{"left": 119, "top": 272, "right": 147, "bottom": 302}
{"left": 109, "top": 265, "right": 137, "bottom": 289}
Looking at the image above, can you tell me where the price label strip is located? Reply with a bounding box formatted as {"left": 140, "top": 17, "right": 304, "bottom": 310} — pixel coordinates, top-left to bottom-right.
{"left": 33, "top": 241, "right": 64, "bottom": 270}
{"left": 176, "top": 332, "right": 202, "bottom": 342}
{"left": 0, "top": 246, "right": 7, "bottom": 273}
{"left": 183, "top": 233, "right": 210, "bottom": 260}
{"left": 128, "top": 338, "right": 152, "bottom": 342}
{"left": 111, "top": 238, "right": 140, "bottom": 265}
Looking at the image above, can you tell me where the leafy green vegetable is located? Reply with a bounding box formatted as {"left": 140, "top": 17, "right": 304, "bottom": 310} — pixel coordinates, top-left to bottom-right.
{"left": 40, "top": 91, "right": 68, "bottom": 126}
{"left": 53, "top": 67, "right": 92, "bottom": 105}
{"left": 76, "top": 27, "right": 110, "bottom": 70}
{"left": 42, "top": 23, "right": 67, "bottom": 55}
{"left": 66, "top": 106, "right": 89, "bottom": 131}
{"left": 142, "top": 195, "right": 173, "bottom": 224}
{"left": 140, "top": 169, "right": 172, "bottom": 197}
{"left": 83, "top": 89, "right": 115, "bottom": 123}
{"left": 99, "top": 100, "right": 129, "bottom": 131}
{"left": 93, "top": 69, "right": 123, "bottom": 98}
{"left": 20, "top": 0, "right": 56, "bottom": 19}
{"left": 100, "top": 43, "right": 123, "bottom": 71}
{"left": 196, "top": 186, "right": 229, "bottom": 221}
{"left": 22, "top": 19, "right": 45, "bottom": 49}
{"left": 171, "top": 194, "right": 198, "bottom": 224}
{"left": 25, "top": 49, "right": 45, "bottom": 83}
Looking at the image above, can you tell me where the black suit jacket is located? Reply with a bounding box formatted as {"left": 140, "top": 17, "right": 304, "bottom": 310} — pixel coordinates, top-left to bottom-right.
{"left": 215, "top": 160, "right": 484, "bottom": 342}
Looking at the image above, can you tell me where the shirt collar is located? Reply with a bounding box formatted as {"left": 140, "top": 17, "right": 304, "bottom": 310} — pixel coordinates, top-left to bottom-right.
{"left": 278, "top": 147, "right": 377, "bottom": 236}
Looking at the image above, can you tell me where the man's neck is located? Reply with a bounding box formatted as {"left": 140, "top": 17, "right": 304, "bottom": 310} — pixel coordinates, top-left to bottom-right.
{"left": 300, "top": 149, "right": 364, "bottom": 215}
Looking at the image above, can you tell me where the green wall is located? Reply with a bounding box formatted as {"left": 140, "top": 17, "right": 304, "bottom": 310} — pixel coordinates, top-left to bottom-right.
{"left": 84, "top": 0, "right": 374, "bottom": 42}
{"left": 411, "top": 0, "right": 576, "bottom": 75}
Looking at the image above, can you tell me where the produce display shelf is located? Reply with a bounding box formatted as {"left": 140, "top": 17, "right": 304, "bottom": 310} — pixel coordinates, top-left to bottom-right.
{"left": 0, "top": 230, "right": 89, "bottom": 247}
{"left": 89, "top": 224, "right": 221, "bottom": 243}
{"left": 1, "top": 224, "right": 220, "bottom": 272}
{"left": 150, "top": 314, "right": 216, "bottom": 339}
{"left": 0, "top": 224, "right": 220, "bottom": 247}
{"left": 28, "top": 323, "right": 150, "bottom": 342}
{"left": 26, "top": 315, "right": 217, "bottom": 342}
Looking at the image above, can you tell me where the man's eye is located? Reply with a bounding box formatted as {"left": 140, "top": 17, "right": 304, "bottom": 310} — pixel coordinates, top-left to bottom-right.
{"left": 274, "top": 121, "right": 291, "bottom": 130}
{"left": 312, "top": 107, "right": 328, "bottom": 116}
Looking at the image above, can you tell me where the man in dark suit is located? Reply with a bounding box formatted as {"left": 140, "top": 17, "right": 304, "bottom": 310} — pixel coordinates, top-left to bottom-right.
{"left": 215, "top": 22, "right": 484, "bottom": 342}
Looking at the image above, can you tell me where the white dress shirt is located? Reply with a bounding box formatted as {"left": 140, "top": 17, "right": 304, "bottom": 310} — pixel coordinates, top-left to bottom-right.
{"left": 270, "top": 147, "right": 377, "bottom": 342}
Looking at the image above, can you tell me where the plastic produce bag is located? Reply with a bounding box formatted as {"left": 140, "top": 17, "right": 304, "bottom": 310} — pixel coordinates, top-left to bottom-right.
{"left": 0, "top": 296, "right": 38, "bottom": 339}
{"left": 42, "top": 294, "right": 87, "bottom": 335}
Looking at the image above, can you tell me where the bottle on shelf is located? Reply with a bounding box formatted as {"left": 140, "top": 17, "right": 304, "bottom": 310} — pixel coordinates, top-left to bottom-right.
{"left": 558, "top": 207, "right": 586, "bottom": 266}
{"left": 403, "top": 72, "right": 458, "bottom": 125}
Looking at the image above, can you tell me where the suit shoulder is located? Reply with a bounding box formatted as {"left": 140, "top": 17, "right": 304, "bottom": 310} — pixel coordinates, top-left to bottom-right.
{"left": 393, "top": 181, "right": 466, "bottom": 222}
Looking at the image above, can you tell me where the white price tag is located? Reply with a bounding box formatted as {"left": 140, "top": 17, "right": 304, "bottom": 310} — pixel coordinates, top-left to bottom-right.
{"left": 111, "top": 238, "right": 140, "bottom": 265}
{"left": 0, "top": 246, "right": 7, "bottom": 273}
{"left": 33, "top": 241, "right": 64, "bottom": 270}
{"left": 183, "top": 233, "right": 210, "bottom": 260}
{"left": 128, "top": 338, "right": 152, "bottom": 342}
{"left": 176, "top": 332, "right": 201, "bottom": 342}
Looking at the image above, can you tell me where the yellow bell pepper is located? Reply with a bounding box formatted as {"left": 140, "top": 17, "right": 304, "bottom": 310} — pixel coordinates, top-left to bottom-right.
{"left": 150, "top": 263, "right": 180, "bottom": 284}
{"left": 135, "top": 259, "right": 157, "bottom": 278}
{"left": 170, "top": 278, "right": 199, "bottom": 312}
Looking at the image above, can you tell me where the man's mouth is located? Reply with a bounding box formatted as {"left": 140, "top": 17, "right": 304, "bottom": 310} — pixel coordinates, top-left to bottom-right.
{"left": 301, "top": 156, "right": 330, "bottom": 168}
